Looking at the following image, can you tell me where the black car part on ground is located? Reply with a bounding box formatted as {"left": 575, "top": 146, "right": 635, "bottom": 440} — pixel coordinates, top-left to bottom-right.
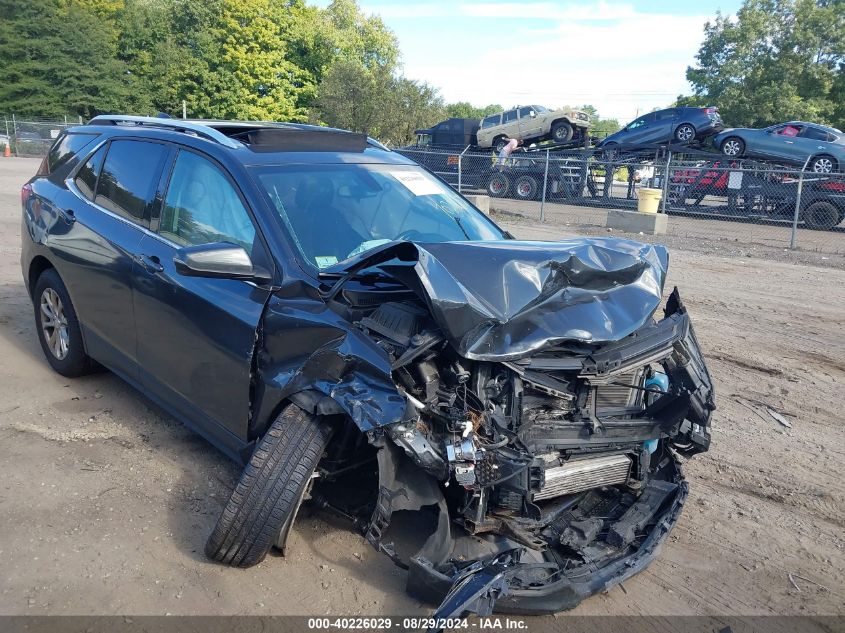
{"left": 254, "top": 238, "right": 714, "bottom": 618}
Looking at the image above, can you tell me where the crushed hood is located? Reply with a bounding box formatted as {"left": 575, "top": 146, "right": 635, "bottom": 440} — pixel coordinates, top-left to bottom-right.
{"left": 328, "top": 238, "right": 669, "bottom": 361}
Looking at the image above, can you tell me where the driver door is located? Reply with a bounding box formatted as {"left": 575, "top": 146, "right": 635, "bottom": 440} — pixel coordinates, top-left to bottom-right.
{"left": 132, "top": 147, "right": 273, "bottom": 448}
{"left": 518, "top": 106, "right": 542, "bottom": 139}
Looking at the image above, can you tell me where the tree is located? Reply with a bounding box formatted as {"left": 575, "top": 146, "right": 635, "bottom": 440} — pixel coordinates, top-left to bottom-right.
{"left": 0, "top": 0, "right": 136, "bottom": 118}
{"left": 576, "top": 105, "right": 620, "bottom": 137}
{"left": 315, "top": 60, "right": 444, "bottom": 146}
{"left": 681, "top": 0, "right": 845, "bottom": 129}
{"left": 444, "top": 102, "right": 503, "bottom": 119}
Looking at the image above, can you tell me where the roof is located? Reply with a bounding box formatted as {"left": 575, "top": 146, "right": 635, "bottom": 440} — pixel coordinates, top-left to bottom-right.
{"left": 79, "top": 115, "right": 412, "bottom": 166}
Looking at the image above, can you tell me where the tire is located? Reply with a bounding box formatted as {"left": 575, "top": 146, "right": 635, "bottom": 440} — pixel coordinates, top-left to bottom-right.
{"left": 493, "top": 137, "right": 508, "bottom": 153}
{"left": 551, "top": 122, "right": 573, "bottom": 143}
{"left": 810, "top": 155, "right": 837, "bottom": 174}
{"left": 674, "top": 123, "right": 696, "bottom": 143}
{"left": 33, "top": 268, "right": 94, "bottom": 377}
{"left": 721, "top": 137, "right": 745, "bottom": 157}
{"left": 487, "top": 172, "right": 510, "bottom": 198}
{"left": 803, "top": 200, "right": 842, "bottom": 231}
{"left": 514, "top": 175, "right": 538, "bottom": 200}
{"left": 205, "top": 405, "right": 333, "bottom": 567}
{"left": 601, "top": 142, "right": 619, "bottom": 160}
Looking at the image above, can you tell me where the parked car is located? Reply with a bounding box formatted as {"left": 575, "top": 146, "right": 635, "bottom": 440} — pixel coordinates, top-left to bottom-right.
{"left": 22, "top": 115, "right": 714, "bottom": 618}
{"left": 596, "top": 106, "right": 723, "bottom": 156}
{"left": 713, "top": 121, "right": 845, "bottom": 173}
{"left": 476, "top": 105, "right": 591, "bottom": 151}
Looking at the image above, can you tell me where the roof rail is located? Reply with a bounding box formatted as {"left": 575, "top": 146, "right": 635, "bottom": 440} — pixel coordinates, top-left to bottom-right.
{"left": 87, "top": 115, "right": 242, "bottom": 149}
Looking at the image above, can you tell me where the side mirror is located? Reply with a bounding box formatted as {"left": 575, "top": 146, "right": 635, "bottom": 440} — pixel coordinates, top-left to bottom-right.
{"left": 174, "top": 242, "right": 271, "bottom": 281}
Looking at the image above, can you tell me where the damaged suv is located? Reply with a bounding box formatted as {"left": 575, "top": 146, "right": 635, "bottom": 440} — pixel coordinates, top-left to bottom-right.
{"left": 22, "top": 116, "right": 715, "bottom": 618}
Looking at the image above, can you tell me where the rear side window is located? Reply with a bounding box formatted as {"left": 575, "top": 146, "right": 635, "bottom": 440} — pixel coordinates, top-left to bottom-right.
{"left": 802, "top": 127, "right": 829, "bottom": 141}
{"left": 74, "top": 145, "right": 107, "bottom": 200}
{"left": 48, "top": 133, "right": 98, "bottom": 173}
{"left": 503, "top": 110, "right": 517, "bottom": 124}
{"left": 481, "top": 114, "right": 501, "bottom": 129}
{"left": 656, "top": 109, "right": 677, "bottom": 120}
{"left": 95, "top": 140, "right": 168, "bottom": 227}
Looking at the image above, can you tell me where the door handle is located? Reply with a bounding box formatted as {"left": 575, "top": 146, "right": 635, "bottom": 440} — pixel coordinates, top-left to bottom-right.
{"left": 136, "top": 254, "right": 164, "bottom": 273}
{"left": 58, "top": 207, "right": 76, "bottom": 223}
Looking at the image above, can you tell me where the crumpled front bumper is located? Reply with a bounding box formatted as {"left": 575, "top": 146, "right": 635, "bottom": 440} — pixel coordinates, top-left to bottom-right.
{"left": 405, "top": 457, "right": 688, "bottom": 619}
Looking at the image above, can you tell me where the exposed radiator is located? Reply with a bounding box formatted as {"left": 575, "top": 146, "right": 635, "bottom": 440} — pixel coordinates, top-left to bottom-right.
{"left": 534, "top": 454, "right": 632, "bottom": 501}
{"left": 586, "top": 369, "right": 645, "bottom": 411}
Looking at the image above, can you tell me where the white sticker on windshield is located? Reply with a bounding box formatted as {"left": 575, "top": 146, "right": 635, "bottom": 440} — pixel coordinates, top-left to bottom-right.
{"left": 314, "top": 255, "right": 338, "bottom": 268}
{"left": 388, "top": 170, "right": 443, "bottom": 196}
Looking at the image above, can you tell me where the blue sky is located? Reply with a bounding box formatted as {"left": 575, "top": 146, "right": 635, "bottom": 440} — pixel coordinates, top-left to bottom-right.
{"left": 315, "top": 0, "right": 743, "bottom": 122}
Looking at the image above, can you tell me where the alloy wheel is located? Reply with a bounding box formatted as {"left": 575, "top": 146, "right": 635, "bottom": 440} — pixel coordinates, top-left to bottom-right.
{"left": 676, "top": 125, "right": 695, "bottom": 142}
{"left": 723, "top": 139, "right": 742, "bottom": 156}
{"left": 40, "top": 287, "right": 69, "bottom": 360}
{"left": 812, "top": 157, "right": 834, "bottom": 174}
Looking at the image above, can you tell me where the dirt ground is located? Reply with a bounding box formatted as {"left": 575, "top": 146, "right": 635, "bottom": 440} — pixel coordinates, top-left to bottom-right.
{"left": 0, "top": 157, "right": 843, "bottom": 621}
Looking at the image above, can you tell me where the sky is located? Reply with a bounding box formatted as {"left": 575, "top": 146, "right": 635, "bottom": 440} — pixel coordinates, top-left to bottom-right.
{"left": 316, "top": 0, "right": 744, "bottom": 123}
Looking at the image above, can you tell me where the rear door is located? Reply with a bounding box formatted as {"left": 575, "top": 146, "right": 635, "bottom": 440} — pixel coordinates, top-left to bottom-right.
{"left": 132, "top": 147, "right": 273, "bottom": 447}
{"left": 796, "top": 126, "right": 834, "bottom": 163}
{"left": 501, "top": 109, "right": 519, "bottom": 139}
{"left": 59, "top": 138, "right": 169, "bottom": 381}
{"left": 653, "top": 109, "right": 679, "bottom": 143}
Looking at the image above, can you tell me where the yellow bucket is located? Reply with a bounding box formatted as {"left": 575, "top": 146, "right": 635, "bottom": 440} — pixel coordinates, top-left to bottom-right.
{"left": 636, "top": 187, "right": 662, "bottom": 214}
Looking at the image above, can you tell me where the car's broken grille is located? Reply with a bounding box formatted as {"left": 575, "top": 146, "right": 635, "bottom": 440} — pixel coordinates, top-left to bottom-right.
{"left": 535, "top": 454, "right": 632, "bottom": 500}
{"left": 586, "top": 369, "right": 645, "bottom": 411}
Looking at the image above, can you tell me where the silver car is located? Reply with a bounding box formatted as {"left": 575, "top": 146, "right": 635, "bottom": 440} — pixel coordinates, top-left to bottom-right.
{"left": 713, "top": 121, "right": 845, "bottom": 173}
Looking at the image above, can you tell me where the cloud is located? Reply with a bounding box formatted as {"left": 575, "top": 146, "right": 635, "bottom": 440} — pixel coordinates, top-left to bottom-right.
{"left": 386, "top": 3, "right": 712, "bottom": 121}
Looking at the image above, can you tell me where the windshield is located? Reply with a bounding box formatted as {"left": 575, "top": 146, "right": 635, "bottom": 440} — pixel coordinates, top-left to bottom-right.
{"left": 252, "top": 163, "right": 506, "bottom": 271}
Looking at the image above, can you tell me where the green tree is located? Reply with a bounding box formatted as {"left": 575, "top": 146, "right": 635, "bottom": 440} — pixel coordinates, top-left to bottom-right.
{"left": 0, "top": 0, "right": 136, "bottom": 118}
{"left": 681, "top": 0, "right": 845, "bottom": 129}
{"left": 316, "top": 60, "right": 444, "bottom": 145}
{"left": 444, "top": 102, "right": 503, "bottom": 119}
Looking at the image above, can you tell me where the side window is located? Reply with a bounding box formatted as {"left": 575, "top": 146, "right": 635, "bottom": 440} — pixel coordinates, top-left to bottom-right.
{"left": 656, "top": 109, "right": 677, "bottom": 120}
{"left": 628, "top": 117, "right": 646, "bottom": 130}
{"left": 802, "top": 127, "right": 828, "bottom": 141}
{"left": 160, "top": 151, "right": 256, "bottom": 250}
{"left": 48, "top": 133, "right": 98, "bottom": 173}
{"left": 74, "top": 145, "right": 107, "bottom": 201}
{"left": 481, "top": 115, "right": 501, "bottom": 129}
{"left": 503, "top": 110, "right": 517, "bottom": 124}
{"left": 95, "top": 140, "right": 168, "bottom": 227}
{"left": 518, "top": 106, "right": 535, "bottom": 119}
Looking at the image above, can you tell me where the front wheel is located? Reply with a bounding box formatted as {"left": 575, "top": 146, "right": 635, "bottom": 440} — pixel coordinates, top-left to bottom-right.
{"left": 205, "top": 405, "right": 333, "bottom": 567}
{"left": 721, "top": 137, "right": 745, "bottom": 157}
{"left": 810, "top": 155, "right": 837, "bottom": 174}
{"left": 33, "top": 268, "right": 95, "bottom": 377}
{"left": 551, "top": 122, "right": 573, "bottom": 143}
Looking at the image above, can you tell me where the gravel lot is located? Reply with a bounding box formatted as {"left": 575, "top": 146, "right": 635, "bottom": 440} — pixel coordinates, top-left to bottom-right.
{"left": 0, "top": 157, "right": 843, "bottom": 621}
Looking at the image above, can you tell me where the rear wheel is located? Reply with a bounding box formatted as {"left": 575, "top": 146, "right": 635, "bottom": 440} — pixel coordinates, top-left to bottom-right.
{"left": 721, "top": 137, "right": 745, "bottom": 157}
{"left": 674, "top": 124, "right": 696, "bottom": 143}
{"left": 551, "top": 122, "right": 573, "bottom": 143}
{"left": 514, "top": 175, "right": 538, "bottom": 200}
{"left": 810, "top": 155, "right": 837, "bottom": 174}
{"left": 487, "top": 172, "right": 510, "bottom": 198}
{"left": 803, "top": 200, "right": 842, "bottom": 230}
{"left": 33, "top": 268, "right": 95, "bottom": 377}
{"left": 205, "top": 405, "right": 333, "bottom": 567}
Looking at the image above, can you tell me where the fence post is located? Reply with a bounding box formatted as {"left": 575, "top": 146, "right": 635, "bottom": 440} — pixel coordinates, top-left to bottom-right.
{"left": 11, "top": 114, "right": 17, "bottom": 157}
{"left": 660, "top": 150, "right": 672, "bottom": 214}
{"left": 458, "top": 145, "right": 470, "bottom": 194}
{"left": 540, "top": 149, "right": 550, "bottom": 222}
{"left": 4, "top": 116, "right": 9, "bottom": 140}
{"left": 790, "top": 165, "right": 806, "bottom": 249}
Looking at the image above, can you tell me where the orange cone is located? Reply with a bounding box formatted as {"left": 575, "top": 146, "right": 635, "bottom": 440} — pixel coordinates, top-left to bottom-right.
{"left": 3, "top": 145, "right": 10, "bottom": 158}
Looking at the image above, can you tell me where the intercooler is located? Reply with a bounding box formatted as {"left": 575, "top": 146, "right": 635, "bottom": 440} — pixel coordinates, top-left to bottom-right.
{"left": 534, "top": 454, "right": 632, "bottom": 501}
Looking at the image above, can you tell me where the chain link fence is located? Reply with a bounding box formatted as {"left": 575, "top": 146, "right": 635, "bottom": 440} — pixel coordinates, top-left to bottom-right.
{"left": 1, "top": 115, "right": 82, "bottom": 157}
{"left": 397, "top": 144, "right": 845, "bottom": 256}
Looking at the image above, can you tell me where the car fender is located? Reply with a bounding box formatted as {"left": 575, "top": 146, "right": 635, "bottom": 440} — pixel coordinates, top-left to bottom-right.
{"left": 251, "top": 291, "right": 408, "bottom": 440}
